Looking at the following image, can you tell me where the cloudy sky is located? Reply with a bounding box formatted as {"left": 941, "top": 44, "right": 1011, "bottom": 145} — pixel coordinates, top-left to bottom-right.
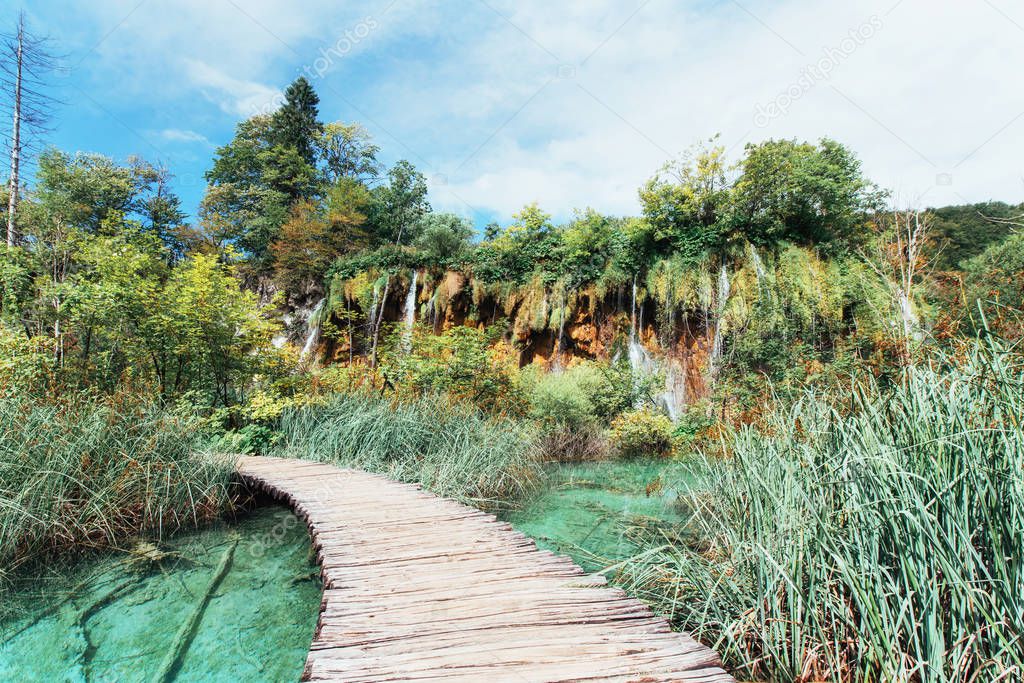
{"left": 4, "top": 0, "right": 1023, "bottom": 226}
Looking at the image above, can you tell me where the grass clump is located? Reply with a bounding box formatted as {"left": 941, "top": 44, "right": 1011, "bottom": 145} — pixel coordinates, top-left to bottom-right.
{"left": 0, "top": 394, "right": 234, "bottom": 590}
{"left": 615, "top": 341, "right": 1024, "bottom": 682}
{"left": 278, "top": 394, "right": 539, "bottom": 507}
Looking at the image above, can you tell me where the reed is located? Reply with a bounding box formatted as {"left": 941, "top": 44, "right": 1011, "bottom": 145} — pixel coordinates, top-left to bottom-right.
{"left": 615, "top": 340, "right": 1024, "bottom": 682}
{"left": 0, "top": 394, "right": 234, "bottom": 589}
{"left": 278, "top": 394, "right": 539, "bottom": 507}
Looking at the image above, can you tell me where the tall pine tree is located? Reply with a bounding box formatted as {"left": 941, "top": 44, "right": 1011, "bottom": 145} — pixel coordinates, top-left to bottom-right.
{"left": 270, "top": 77, "right": 322, "bottom": 166}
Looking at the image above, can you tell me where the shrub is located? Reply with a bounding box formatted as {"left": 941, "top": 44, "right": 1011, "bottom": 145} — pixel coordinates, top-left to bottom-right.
{"left": 527, "top": 370, "right": 598, "bottom": 429}
{"left": 525, "top": 361, "right": 647, "bottom": 430}
{"left": 609, "top": 409, "right": 675, "bottom": 459}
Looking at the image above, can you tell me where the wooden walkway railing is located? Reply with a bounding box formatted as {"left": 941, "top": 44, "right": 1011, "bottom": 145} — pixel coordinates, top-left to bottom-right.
{"left": 237, "top": 456, "right": 733, "bottom": 683}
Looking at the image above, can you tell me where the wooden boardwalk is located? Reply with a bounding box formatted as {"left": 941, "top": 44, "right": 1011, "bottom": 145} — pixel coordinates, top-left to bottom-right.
{"left": 237, "top": 456, "right": 732, "bottom": 683}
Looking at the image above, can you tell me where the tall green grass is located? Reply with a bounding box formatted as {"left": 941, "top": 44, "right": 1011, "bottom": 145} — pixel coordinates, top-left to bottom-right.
{"left": 279, "top": 394, "right": 539, "bottom": 507}
{"left": 0, "top": 395, "right": 234, "bottom": 589}
{"left": 616, "top": 341, "right": 1024, "bottom": 682}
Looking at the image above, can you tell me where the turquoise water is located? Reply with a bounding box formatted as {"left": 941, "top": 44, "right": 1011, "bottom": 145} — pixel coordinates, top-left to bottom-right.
{"left": 502, "top": 459, "right": 695, "bottom": 572}
{"left": 0, "top": 506, "right": 321, "bottom": 682}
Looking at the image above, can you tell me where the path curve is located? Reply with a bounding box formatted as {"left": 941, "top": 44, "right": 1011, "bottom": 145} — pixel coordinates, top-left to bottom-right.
{"left": 238, "top": 456, "right": 733, "bottom": 683}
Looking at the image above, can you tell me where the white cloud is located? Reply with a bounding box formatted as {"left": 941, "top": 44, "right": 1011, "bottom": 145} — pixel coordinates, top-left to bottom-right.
{"left": 182, "top": 59, "right": 283, "bottom": 118}
{"left": 359, "top": 0, "right": 1024, "bottom": 219}
{"left": 53, "top": 0, "right": 1024, "bottom": 221}
{"left": 155, "top": 128, "right": 212, "bottom": 145}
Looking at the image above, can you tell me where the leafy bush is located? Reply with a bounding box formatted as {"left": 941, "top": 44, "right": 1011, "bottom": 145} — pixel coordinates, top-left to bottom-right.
{"left": 616, "top": 341, "right": 1024, "bottom": 681}
{"left": 525, "top": 361, "right": 646, "bottom": 427}
{"left": 609, "top": 409, "right": 675, "bottom": 459}
{"left": 964, "top": 231, "right": 1024, "bottom": 340}
{"left": 526, "top": 369, "right": 598, "bottom": 429}
{"left": 384, "top": 325, "right": 519, "bottom": 412}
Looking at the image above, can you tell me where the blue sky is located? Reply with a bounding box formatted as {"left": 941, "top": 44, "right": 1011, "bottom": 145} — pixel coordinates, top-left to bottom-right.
{"left": 3, "top": 0, "right": 1023, "bottom": 227}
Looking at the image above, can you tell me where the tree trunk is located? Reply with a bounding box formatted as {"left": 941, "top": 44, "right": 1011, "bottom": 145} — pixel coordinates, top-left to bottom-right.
{"left": 6, "top": 15, "right": 24, "bottom": 247}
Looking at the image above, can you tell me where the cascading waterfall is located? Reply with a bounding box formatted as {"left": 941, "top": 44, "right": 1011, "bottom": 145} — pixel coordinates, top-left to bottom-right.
{"left": 708, "top": 263, "right": 731, "bottom": 380}
{"left": 749, "top": 244, "right": 767, "bottom": 285}
{"left": 402, "top": 270, "right": 418, "bottom": 351}
{"left": 551, "top": 288, "right": 568, "bottom": 372}
{"left": 427, "top": 287, "right": 440, "bottom": 333}
{"left": 748, "top": 243, "right": 770, "bottom": 303}
{"left": 627, "top": 277, "right": 684, "bottom": 418}
{"left": 299, "top": 298, "right": 326, "bottom": 361}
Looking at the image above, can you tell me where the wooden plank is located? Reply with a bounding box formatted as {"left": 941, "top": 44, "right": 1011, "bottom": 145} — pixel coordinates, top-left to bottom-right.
{"left": 237, "top": 456, "right": 733, "bottom": 683}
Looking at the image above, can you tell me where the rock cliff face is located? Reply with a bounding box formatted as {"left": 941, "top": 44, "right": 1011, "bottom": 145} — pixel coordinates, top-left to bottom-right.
{"left": 322, "top": 269, "right": 718, "bottom": 410}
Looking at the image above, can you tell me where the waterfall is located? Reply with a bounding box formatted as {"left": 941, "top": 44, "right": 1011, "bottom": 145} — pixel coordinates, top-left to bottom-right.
{"left": 749, "top": 244, "right": 767, "bottom": 284}
{"left": 299, "top": 298, "right": 326, "bottom": 361}
{"left": 629, "top": 276, "right": 638, "bottom": 345}
{"left": 660, "top": 361, "right": 684, "bottom": 422}
{"left": 626, "top": 277, "right": 683, "bottom": 420}
{"left": 368, "top": 285, "right": 380, "bottom": 333}
{"left": 551, "top": 288, "right": 568, "bottom": 371}
{"left": 402, "top": 270, "right": 418, "bottom": 351}
{"left": 709, "top": 264, "right": 731, "bottom": 380}
{"left": 748, "top": 244, "right": 770, "bottom": 303}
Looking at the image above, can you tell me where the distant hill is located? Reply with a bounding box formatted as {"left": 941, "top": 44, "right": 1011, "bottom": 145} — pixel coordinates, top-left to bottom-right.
{"left": 927, "top": 201, "right": 1023, "bottom": 271}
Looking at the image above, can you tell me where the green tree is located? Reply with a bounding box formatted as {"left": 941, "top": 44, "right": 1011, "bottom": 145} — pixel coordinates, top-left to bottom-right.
{"left": 271, "top": 178, "right": 371, "bottom": 295}
{"left": 270, "top": 77, "right": 323, "bottom": 166}
{"left": 318, "top": 122, "right": 382, "bottom": 184}
{"left": 413, "top": 213, "right": 473, "bottom": 267}
{"left": 368, "top": 160, "right": 430, "bottom": 246}
{"left": 730, "top": 138, "right": 881, "bottom": 249}
{"left": 149, "top": 252, "right": 278, "bottom": 407}
{"left": 202, "top": 115, "right": 316, "bottom": 272}
{"left": 640, "top": 139, "right": 729, "bottom": 261}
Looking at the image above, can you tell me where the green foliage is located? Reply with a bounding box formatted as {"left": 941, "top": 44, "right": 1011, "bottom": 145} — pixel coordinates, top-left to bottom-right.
{"left": 318, "top": 122, "right": 382, "bottom": 184}
{"left": 639, "top": 138, "right": 729, "bottom": 259}
{"left": 412, "top": 213, "right": 474, "bottom": 267}
{"left": 730, "top": 138, "right": 883, "bottom": 250}
{"left": 270, "top": 77, "right": 323, "bottom": 166}
{"left": 606, "top": 409, "right": 679, "bottom": 462}
{"left": 368, "top": 160, "right": 430, "bottom": 247}
{"left": 618, "top": 342, "right": 1024, "bottom": 681}
{"left": 927, "top": 202, "right": 1021, "bottom": 270}
{"left": 609, "top": 409, "right": 675, "bottom": 459}
{"left": 471, "top": 204, "right": 559, "bottom": 285}
{"left": 202, "top": 115, "right": 315, "bottom": 269}
{"left": 150, "top": 253, "right": 280, "bottom": 408}
{"left": 35, "top": 149, "right": 136, "bottom": 233}
{"left": 524, "top": 367, "right": 599, "bottom": 429}
{"left": 0, "top": 394, "right": 234, "bottom": 588}
{"left": 272, "top": 178, "right": 372, "bottom": 293}
{"left": 383, "top": 324, "right": 515, "bottom": 411}
{"left": 964, "top": 231, "right": 1024, "bottom": 339}
{"left": 278, "top": 393, "right": 539, "bottom": 507}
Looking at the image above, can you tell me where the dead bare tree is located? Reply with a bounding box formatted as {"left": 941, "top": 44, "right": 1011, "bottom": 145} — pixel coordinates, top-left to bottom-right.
{"left": 1, "top": 11, "right": 62, "bottom": 246}
{"left": 863, "top": 209, "right": 931, "bottom": 363}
